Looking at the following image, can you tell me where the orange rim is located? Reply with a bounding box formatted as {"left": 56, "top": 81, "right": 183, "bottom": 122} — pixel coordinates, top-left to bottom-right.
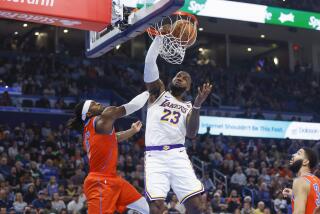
{"left": 146, "top": 11, "right": 198, "bottom": 36}
{"left": 147, "top": 28, "right": 160, "bottom": 36}
{"left": 173, "top": 11, "right": 198, "bottom": 26}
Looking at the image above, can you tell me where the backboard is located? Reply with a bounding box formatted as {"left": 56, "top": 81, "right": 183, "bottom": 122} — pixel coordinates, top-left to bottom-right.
{"left": 85, "top": 0, "right": 185, "bottom": 58}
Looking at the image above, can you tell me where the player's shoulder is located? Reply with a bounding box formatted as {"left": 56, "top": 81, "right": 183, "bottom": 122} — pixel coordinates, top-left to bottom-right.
{"left": 293, "top": 176, "right": 311, "bottom": 190}
{"left": 84, "top": 116, "right": 99, "bottom": 131}
{"left": 302, "top": 174, "right": 319, "bottom": 183}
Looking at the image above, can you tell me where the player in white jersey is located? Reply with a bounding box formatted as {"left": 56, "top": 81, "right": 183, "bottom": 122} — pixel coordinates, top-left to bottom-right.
{"left": 143, "top": 37, "right": 212, "bottom": 214}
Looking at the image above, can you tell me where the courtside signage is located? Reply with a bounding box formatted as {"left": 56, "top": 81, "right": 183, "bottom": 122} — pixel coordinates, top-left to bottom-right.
{"left": 0, "top": 0, "right": 112, "bottom": 31}
{"left": 199, "top": 116, "right": 320, "bottom": 140}
{"left": 127, "top": 0, "right": 320, "bottom": 31}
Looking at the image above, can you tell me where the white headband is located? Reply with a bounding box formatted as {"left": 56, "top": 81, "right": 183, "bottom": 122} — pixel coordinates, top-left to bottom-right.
{"left": 81, "top": 100, "right": 93, "bottom": 121}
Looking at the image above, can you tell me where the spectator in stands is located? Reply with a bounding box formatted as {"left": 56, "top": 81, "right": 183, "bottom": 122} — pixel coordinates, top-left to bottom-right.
{"left": 241, "top": 196, "right": 254, "bottom": 214}
{"left": 51, "top": 193, "right": 66, "bottom": 213}
{"left": 40, "top": 159, "right": 58, "bottom": 182}
{"left": 14, "top": 161, "right": 25, "bottom": 181}
{"left": 8, "top": 141, "right": 18, "bottom": 160}
{"left": 258, "top": 183, "right": 271, "bottom": 207}
{"left": 0, "top": 189, "right": 10, "bottom": 210}
{"left": 245, "top": 162, "right": 260, "bottom": 178}
{"left": 0, "top": 157, "right": 10, "bottom": 179}
{"left": 273, "top": 191, "right": 288, "bottom": 213}
{"left": 226, "top": 190, "right": 241, "bottom": 213}
{"left": 254, "top": 201, "right": 265, "bottom": 214}
{"left": 20, "top": 171, "right": 33, "bottom": 191}
{"left": 41, "top": 121, "right": 52, "bottom": 138}
{"left": 259, "top": 168, "right": 271, "bottom": 186}
{"left": 77, "top": 187, "right": 86, "bottom": 206}
{"left": 13, "top": 192, "right": 27, "bottom": 213}
{"left": 32, "top": 190, "right": 48, "bottom": 210}
{"left": 23, "top": 184, "right": 37, "bottom": 205}
{"left": 70, "top": 168, "right": 85, "bottom": 186}
{"left": 211, "top": 191, "right": 228, "bottom": 213}
{"left": 67, "top": 193, "right": 83, "bottom": 213}
{"left": 65, "top": 182, "right": 76, "bottom": 199}
{"left": 8, "top": 167, "right": 19, "bottom": 191}
{"left": 47, "top": 176, "right": 58, "bottom": 197}
{"left": 201, "top": 173, "right": 215, "bottom": 192}
{"left": 231, "top": 166, "right": 247, "bottom": 190}
{"left": 30, "top": 161, "right": 41, "bottom": 178}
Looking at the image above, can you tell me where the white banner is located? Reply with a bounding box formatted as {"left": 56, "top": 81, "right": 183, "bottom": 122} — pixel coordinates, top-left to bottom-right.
{"left": 199, "top": 116, "right": 320, "bottom": 140}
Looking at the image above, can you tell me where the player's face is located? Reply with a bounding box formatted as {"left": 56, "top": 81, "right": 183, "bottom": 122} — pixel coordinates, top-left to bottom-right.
{"left": 89, "top": 101, "right": 105, "bottom": 116}
{"left": 289, "top": 148, "right": 308, "bottom": 173}
{"left": 290, "top": 149, "right": 305, "bottom": 165}
{"left": 172, "top": 71, "right": 191, "bottom": 91}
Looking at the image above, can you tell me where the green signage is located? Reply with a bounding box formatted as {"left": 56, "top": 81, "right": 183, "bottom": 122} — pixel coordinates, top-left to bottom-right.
{"left": 266, "top": 7, "right": 320, "bottom": 30}
{"left": 127, "top": 0, "right": 320, "bottom": 31}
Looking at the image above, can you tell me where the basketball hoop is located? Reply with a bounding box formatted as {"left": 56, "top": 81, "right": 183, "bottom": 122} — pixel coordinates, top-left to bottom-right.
{"left": 147, "top": 11, "right": 198, "bottom": 64}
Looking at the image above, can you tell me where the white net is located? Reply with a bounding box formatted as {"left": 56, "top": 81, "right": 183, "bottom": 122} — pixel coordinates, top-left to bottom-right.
{"left": 147, "top": 12, "right": 198, "bottom": 64}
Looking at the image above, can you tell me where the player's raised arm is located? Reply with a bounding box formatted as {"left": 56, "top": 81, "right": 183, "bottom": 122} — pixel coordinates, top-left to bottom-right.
{"left": 95, "top": 91, "right": 149, "bottom": 133}
{"left": 186, "top": 83, "right": 212, "bottom": 138}
{"left": 292, "top": 177, "right": 310, "bottom": 214}
{"left": 144, "top": 36, "right": 165, "bottom": 103}
{"left": 116, "top": 121, "right": 143, "bottom": 142}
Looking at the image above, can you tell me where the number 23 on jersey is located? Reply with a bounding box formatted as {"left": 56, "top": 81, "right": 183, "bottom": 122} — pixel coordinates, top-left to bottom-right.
{"left": 160, "top": 108, "right": 181, "bottom": 125}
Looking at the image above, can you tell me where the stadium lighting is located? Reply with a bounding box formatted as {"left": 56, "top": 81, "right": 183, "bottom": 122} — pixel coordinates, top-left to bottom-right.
{"left": 199, "top": 28, "right": 204, "bottom": 31}
{"left": 23, "top": 23, "right": 28, "bottom": 28}
{"left": 260, "top": 34, "right": 265, "bottom": 38}
{"left": 63, "top": 29, "right": 69, "bottom": 34}
{"left": 34, "top": 32, "right": 40, "bottom": 36}
{"left": 14, "top": 32, "right": 18, "bottom": 35}
{"left": 247, "top": 48, "right": 252, "bottom": 52}
{"left": 116, "top": 45, "right": 121, "bottom": 50}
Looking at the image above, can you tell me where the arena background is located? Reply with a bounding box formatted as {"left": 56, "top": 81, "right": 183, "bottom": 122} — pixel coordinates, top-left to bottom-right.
{"left": 0, "top": 0, "right": 320, "bottom": 213}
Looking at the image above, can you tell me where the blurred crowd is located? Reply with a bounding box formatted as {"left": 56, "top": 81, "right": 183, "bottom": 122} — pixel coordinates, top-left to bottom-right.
{"left": 1, "top": 119, "right": 319, "bottom": 214}
{"left": 231, "top": 0, "right": 320, "bottom": 12}
{"left": 0, "top": 54, "right": 319, "bottom": 117}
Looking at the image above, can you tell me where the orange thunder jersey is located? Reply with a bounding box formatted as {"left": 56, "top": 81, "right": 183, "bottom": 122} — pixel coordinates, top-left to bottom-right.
{"left": 83, "top": 116, "right": 118, "bottom": 176}
{"left": 292, "top": 174, "right": 320, "bottom": 214}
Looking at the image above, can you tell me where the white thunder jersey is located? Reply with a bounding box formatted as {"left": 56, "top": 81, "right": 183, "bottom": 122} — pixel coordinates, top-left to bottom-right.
{"left": 145, "top": 91, "right": 192, "bottom": 147}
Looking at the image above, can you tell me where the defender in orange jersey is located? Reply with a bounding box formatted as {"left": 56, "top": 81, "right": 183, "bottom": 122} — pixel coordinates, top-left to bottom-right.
{"left": 282, "top": 147, "right": 320, "bottom": 214}
{"left": 67, "top": 92, "right": 150, "bottom": 214}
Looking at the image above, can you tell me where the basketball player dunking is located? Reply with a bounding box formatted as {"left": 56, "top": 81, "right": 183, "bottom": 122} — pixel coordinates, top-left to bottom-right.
{"left": 67, "top": 92, "right": 150, "bottom": 214}
{"left": 282, "top": 147, "right": 320, "bottom": 214}
{"left": 143, "top": 37, "right": 212, "bottom": 213}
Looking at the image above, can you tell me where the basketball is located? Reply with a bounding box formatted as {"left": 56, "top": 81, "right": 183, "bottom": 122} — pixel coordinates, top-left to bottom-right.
{"left": 172, "top": 19, "right": 197, "bottom": 47}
